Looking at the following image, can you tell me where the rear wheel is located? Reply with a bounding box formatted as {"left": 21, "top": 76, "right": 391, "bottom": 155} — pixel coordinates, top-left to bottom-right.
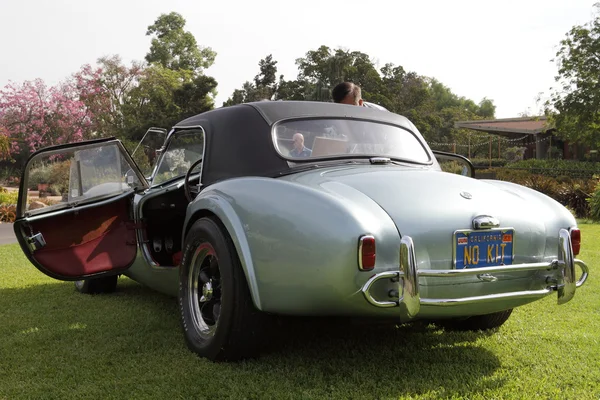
{"left": 437, "top": 309, "right": 513, "bottom": 331}
{"left": 178, "top": 217, "right": 268, "bottom": 361}
{"left": 74, "top": 275, "right": 118, "bottom": 294}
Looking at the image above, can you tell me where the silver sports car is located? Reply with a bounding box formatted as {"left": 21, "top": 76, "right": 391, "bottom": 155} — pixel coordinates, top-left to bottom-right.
{"left": 13, "top": 101, "right": 589, "bottom": 361}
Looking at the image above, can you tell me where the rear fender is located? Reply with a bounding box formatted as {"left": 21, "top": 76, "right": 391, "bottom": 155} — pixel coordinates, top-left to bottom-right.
{"left": 183, "top": 190, "right": 263, "bottom": 310}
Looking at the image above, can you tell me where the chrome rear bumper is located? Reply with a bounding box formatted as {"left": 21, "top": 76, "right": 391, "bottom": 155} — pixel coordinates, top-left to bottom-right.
{"left": 361, "top": 229, "right": 589, "bottom": 318}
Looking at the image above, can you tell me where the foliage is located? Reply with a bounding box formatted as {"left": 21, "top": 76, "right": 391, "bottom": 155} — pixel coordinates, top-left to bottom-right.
{"left": 224, "top": 55, "right": 278, "bottom": 105}
{"left": 587, "top": 178, "right": 600, "bottom": 221}
{"left": 506, "top": 159, "right": 600, "bottom": 178}
{"left": 0, "top": 187, "right": 18, "bottom": 205}
{"left": 27, "top": 161, "right": 70, "bottom": 192}
{"left": 224, "top": 47, "right": 496, "bottom": 158}
{"left": 503, "top": 146, "right": 526, "bottom": 162}
{"left": 495, "top": 167, "right": 596, "bottom": 217}
{"left": 145, "top": 12, "right": 216, "bottom": 73}
{"left": 124, "top": 65, "right": 216, "bottom": 139}
{"left": 470, "top": 158, "right": 509, "bottom": 167}
{"left": 556, "top": 177, "right": 596, "bottom": 218}
{"left": 0, "top": 78, "right": 96, "bottom": 165}
{"left": 438, "top": 160, "right": 464, "bottom": 174}
{"left": 0, "top": 204, "right": 16, "bottom": 222}
{"left": 0, "top": 163, "right": 20, "bottom": 185}
{"left": 546, "top": 3, "right": 600, "bottom": 148}
{"left": 495, "top": 168, "right": 534, "bottom": 183}
{"left": 0, "top": 127, "right": 9, "bottom": 160}
{"left": 73, "top": 55, "right": 144, "bottom": 139}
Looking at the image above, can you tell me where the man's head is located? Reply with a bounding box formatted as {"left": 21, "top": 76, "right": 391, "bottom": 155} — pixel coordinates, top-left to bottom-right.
{"left": 332, "top": 82, "right": 363, "bottom": 106}
{"left": 293, "top": 133, "right": 305, "bottom": 151}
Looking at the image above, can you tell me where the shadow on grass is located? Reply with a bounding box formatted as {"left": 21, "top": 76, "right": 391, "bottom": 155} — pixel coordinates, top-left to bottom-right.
{"left": 0, "top": 279, "right": 505, "bottom": 399}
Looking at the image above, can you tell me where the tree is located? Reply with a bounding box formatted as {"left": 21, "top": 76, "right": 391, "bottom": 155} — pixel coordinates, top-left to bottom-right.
{"left": 0, "top": 78, "right": 95, "bottom": 164}
{"left": 224, "top": 55, "right": 280, "bottom": 106}
{"left": 145, "top": 12, "right": 216, "bottom": 73}
{"left": 73, "top": 55, "right": 144, "bottom": 139}
{"left": 0, "top": 127, "right": 9, "bottom": 160}
{"left": 547, "top": 3, "right": 600, "bottom": 148}
{"left": 142, "top": 12, "right": 218, "bottom": 134}
{"left": 222, "top": 44, "right": 495, "bottom": 156}
{"left": 124, "top": 65, "right": 217, "bottom": 138}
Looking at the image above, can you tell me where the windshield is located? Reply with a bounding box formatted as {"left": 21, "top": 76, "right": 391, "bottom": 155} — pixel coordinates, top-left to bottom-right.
{"left": 152, "top": 128, "right": 204, "bottom": 186}
{"left": 273, "top": 118, "right": 430, "bottom": 164}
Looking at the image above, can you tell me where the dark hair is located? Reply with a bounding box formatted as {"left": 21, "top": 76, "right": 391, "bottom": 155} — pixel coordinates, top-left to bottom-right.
{"left": 332, "top": 82, "right": 361, "bottom": 104}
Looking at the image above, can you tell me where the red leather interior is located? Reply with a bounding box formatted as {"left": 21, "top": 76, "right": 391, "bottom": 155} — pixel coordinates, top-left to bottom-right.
{"left": 30, "top": 197, "right": 136, "bottom": 277}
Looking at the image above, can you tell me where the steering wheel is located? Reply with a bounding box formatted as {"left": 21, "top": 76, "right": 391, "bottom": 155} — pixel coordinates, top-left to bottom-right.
{"left": 184, "top": 158, "right": 204, "bottom": 202}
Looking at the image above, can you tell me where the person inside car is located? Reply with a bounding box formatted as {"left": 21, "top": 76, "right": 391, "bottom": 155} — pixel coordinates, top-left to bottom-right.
{"left": 289, "top": 133, "right": 312, "bottom": 157}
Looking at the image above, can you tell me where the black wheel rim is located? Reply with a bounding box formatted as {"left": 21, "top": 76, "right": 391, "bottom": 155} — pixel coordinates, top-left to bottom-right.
{"left": 188, "top": 243, "right": 222, "bottom": 339}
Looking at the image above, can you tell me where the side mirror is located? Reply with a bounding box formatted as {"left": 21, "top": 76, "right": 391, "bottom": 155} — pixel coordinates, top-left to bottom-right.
{"left": 432, "top": 150, "right": 475, "bottom": 178}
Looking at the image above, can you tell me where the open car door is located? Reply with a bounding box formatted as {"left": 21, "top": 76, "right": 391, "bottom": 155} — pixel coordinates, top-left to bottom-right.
{"left": 13, "top": 138, "right": 149, "bottom": 281}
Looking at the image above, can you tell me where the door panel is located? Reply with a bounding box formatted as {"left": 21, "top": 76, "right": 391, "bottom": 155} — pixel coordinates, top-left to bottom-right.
{"left": 14, "top": 138, "right": 147, "bottom": 280}
{"left": 21, "top": 195, "right": 136, "bottom": 278}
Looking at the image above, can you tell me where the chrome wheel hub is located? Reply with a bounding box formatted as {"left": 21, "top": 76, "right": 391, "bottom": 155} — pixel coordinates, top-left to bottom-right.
{"left": 187, "top": 243, "right": 221, "bottom": 339}
{"left": 200, "top": 280, "right": 213, "bottom": 302}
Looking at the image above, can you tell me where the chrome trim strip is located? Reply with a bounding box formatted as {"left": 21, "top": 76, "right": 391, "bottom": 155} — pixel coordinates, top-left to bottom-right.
{"left": 557, "top": 228, "right": 576, "bottom": 305}
{"left": 419, "top": 261, "right": 557, "bottom": 277}
{"left": 360, "top": 271, "right": 398, "bottom": 308}
{"left": 420, "top": 289, "right": 552, "bottom": 306}
{"left": 575, "top": 259, "right": 588, "bottom": 288}
{"left": 399, "top": 236, "right": 420, "bottom": 318}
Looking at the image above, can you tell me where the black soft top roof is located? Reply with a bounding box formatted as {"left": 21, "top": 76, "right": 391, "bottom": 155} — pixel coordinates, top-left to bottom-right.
{"left": 175, "top": 101, "right": 420, "bottom": 186}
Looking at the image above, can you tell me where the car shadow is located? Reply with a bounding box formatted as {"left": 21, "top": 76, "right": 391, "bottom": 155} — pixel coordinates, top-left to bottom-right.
{"left": 0, "top": 279, "right": 505, "bottom": 399}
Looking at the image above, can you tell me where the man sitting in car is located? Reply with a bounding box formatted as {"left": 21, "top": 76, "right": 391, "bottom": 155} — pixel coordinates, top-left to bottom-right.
{"left": 289, "top": 133, "right": 312, "bottom": 157}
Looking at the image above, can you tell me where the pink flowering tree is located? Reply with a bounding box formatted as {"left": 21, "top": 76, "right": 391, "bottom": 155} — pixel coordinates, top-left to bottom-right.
{"left": 0, "top": 78, "right": 95, "bottom": 163}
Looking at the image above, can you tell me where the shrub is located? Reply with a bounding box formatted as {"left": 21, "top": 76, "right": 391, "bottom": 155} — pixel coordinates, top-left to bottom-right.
{"left": 28, "top": 164, "right": 52, "bottom": 189}
{"left": 503, "top": 146, "right": 526, "bottom": 162}
{"left": 0, "top": 188, "right": 18, "bottom": 205}
{"left": 506, "top": 159, "right": 600, "bottom": 179}
{"left": 27, "top": 161, "right": 70, "bottom": 193}
{"left": 556, "top": 178, "right": 596, "bottom": 218}
{"left": 0, "top": 204, "right": 16, "bottom": 223}
{"left": 587, "top": 179, "right": 600, "bottom": 221}
{"left": 494, "top": 168, "right": 531, "bottom": 184}
{"left": 470, "top": 158, "right": 508, "bottom": 168}
{"left": 521, "top": 175, "right": 560, "bottom": 199}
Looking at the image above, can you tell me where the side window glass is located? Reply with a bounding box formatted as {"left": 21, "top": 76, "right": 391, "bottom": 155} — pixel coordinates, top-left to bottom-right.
{"left": 22, "top": 142, "right": 144, "bottom": 217}
{"left": 152, "top": 128, "right": 204, "bottom": 186}
{"left": 131, "top": 127, "right": 167, "bottom": 178}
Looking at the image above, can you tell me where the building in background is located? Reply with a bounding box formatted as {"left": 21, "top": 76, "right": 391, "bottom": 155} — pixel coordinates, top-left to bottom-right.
{"left": 455, "top": 116, "right": 586, "bottom": 160}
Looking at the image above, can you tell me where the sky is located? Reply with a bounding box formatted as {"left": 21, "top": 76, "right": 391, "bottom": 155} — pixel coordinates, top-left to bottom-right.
{"left": 0, "top": 0, "right": 597, "bottom": 119}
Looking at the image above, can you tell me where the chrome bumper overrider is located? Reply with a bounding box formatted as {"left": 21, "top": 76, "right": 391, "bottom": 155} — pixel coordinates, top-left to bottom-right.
{"left": 361, "top": 229, "right": 589, "bottom": 317}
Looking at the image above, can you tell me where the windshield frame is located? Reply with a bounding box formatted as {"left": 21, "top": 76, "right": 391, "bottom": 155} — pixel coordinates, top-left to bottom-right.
{"left": 271, "top": 116, "right": 433, "bottom": 165}
{"left": 149, "top": 125, "right": 206, "bottom": 187}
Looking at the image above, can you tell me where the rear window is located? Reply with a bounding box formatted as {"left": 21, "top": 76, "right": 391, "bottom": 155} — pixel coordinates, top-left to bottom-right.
{"left": 273, "top": 118, "right": 430, "bottom": 163}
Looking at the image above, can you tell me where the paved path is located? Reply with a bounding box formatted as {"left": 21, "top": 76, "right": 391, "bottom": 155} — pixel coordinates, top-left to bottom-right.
{"left": 0, "top": 223, "right": 16, "bottom": 245}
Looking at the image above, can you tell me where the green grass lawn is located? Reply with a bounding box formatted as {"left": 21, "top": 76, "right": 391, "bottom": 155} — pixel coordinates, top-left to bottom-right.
{"left": 1, "top": 227, "right": 599, "bottom": 400}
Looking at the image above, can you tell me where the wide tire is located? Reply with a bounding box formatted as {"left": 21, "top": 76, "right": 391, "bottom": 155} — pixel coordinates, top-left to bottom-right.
{"left": 438, "top": 309, "right": 513, "bottom": 331}
{"left": 74, "top": 275, "right": 118, "bottom": 294}
{"left": 178, "top": 217, "right": 267, "bottom": 361}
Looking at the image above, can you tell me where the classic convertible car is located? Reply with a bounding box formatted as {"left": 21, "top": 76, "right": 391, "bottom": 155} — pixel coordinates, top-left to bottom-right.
{"left": 13, "top": 101, "right": 589, "bottom": 361}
